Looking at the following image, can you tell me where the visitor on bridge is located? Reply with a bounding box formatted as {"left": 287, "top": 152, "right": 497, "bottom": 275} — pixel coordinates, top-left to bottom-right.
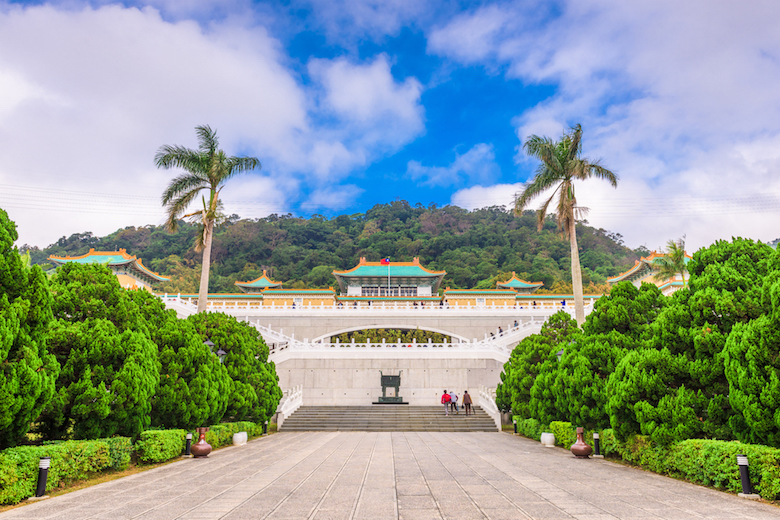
{"left": 450, "top": 390, "right": 459, "bottom": 414}
{"left": 441, "top": 390, "right": 451, "bottom": 416}
{"left": 462, "top": 390, "right": 473, "bottom": 415}
{"left": 513, "top": 319, "right": 518, "bottom": 328}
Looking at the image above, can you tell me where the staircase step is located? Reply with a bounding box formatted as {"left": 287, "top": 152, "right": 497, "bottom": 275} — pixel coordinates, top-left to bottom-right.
{"left": 280, "top": 406, "right": 498, "bottom": 432}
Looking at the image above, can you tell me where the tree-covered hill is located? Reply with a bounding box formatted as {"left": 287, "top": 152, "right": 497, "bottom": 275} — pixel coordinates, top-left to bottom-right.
{"left": 25, "top": 201, "right": 646, "bottom": 293}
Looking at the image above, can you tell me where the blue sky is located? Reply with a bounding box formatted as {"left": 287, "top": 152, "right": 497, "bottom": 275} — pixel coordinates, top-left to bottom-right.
{"left": 1, "top": 0, "right": 780, "bottom": 250}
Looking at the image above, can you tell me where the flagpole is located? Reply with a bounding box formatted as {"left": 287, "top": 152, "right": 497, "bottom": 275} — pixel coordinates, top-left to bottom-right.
{"left": 388, "top": 260, "right": 391, "bottom": 297}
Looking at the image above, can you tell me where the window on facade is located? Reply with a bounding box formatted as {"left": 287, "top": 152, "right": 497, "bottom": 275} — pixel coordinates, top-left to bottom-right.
{"left": 361, "top": 286, "right": 418, "bottom": 297}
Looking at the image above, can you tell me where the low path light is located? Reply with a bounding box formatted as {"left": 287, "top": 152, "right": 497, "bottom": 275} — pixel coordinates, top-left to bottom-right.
{"left": 737, "top": 455, "right": 761, "bottom": 500}
{"left": 35, "top": 457, "right": 51, "bottom": 498}
{"left": 593, "top": 432, "right": 604, "bottom": 458}
{"left": 185, "top": 432, "right": 192, "bottom": 456}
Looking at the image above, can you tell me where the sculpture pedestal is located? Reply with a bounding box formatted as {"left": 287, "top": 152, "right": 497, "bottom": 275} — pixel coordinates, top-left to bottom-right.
{"left": 373, "top": 396, "right": 408, "bottom": 404}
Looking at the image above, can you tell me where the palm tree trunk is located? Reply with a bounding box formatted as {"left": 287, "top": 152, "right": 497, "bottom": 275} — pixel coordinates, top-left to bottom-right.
{"left": 196, "top": 221, "right": 214, "bottom": 313}
{"left": 568, "top": 218, "right": 585, "bottom": 326}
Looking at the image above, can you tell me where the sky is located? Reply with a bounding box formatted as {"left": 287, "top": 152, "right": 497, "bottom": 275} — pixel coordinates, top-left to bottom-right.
{"left": 1, "top": 0, "right": 779, "bottom": 252}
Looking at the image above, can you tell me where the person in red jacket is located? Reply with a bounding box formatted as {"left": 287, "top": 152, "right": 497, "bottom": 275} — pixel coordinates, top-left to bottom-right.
{"left": 441, "top": 389, "right": 451, "bottom": 416}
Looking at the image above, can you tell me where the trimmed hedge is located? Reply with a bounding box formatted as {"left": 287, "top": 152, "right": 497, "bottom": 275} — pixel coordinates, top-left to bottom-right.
{"left": 135, "top": 430, "right": 187, "bottom": 464}
{"left": 549, "top": 421, "right": 577, "bottom": 449}
{"left": 605, "top": 431, "right": 780, "bottom": 499}
{"left": 204, "top": 421, "right": 262, "bottom": 449}
{"left": 513, "top": 416, "right": 547, "bottom": 441}
{"left": 0, "top": 439, "right": 125, "bottom": 505}
{"left": 0, "top": 421, "right": 268, "bottom": 504}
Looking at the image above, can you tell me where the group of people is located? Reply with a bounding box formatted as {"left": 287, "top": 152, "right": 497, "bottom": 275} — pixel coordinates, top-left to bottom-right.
{"left": 440, "top": 389, "right": 473, "bottom": 415}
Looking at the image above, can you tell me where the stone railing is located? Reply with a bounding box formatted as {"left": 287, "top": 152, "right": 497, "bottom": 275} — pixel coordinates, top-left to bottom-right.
{"left": 276, "top": 384, "right": 303, "bottom": 430}
{"left": 478, "top": 385, "right": 502, "bottom": 432}
{"left": 159, "top": 294, "right": 596, "bottom": 315}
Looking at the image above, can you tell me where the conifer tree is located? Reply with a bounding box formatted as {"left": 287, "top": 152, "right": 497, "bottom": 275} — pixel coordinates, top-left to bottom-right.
{"left": 188, "top": 312, "right": 282, "bottom": 422}
{"left": 40, "top": 263, "right": 160, "bottom": 439}
{"left": 0, "top": 208, "right": 59, "bottom": 448}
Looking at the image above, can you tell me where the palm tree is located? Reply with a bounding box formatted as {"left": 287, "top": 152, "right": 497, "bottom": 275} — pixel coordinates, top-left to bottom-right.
{"left": 514, "top": 124, "right": 618, "bottom": 326}
{"left": 654, "top": 237, "right": 688, "bottom": 286}
{"left": 156, "top": 125, "right": 260, "bottom": 313}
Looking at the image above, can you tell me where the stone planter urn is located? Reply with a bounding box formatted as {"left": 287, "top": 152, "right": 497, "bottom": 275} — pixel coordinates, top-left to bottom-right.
{"left": 540, "top": 432, "right": 556, "bottom": 447}
{"left": 570, "top": 427, "right": 593, "bottom": 458}
{"left": 191, "top": 427, "right": 212, "bottom": 458}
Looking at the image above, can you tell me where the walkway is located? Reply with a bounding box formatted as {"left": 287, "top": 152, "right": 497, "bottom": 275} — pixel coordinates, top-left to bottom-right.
{"left": 3, "top": 432, "right": 778, "bottom": 520}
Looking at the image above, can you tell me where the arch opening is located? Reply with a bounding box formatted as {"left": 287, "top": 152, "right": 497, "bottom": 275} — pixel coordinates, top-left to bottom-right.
{"left": 313, "top": 324, "right": 468, "bottom": 344}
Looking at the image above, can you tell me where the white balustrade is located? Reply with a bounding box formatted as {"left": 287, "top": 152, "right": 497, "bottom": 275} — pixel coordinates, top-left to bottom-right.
{"left": 276, "top": 384, "right": 303, "bottom": 430}
{"left": 158, "top": 294, "right": 598, "bottom": 317}
{"left": 478, "top": 385, "right": 502, "bottom": 432}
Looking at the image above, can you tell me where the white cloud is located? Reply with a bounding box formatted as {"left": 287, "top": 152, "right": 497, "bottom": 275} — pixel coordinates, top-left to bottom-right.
{"left": 429, "top": 0, "right": 780, "bottom": 250}
{"left": 300, "top": 185, "right": 365, "bottom": 212}
{"left": 407, "top": 143, "right": 499, "bottom": 187}
{"left": 297, "top": 0, "right": 433, "bottom": 43}
{"left": 0, "top": 3, "right": 426, "bottom": 246}
{"left": 450, "top": 182, "right": 523, "bottom": 211}
{"left": 309, "top": 55, "right": 425, "bottom": 153}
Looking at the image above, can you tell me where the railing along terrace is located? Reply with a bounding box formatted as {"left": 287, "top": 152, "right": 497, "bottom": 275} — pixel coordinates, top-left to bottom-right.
{"left": 264, "top": 338, "right": 516, "bottom": 357}
{"left": 160, "top": 294, "right": 593, "bottom": 314}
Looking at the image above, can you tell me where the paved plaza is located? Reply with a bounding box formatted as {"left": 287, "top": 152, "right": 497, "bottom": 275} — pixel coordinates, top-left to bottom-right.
{"left": 3, "top": 432, "right": 779, "bottom": 520}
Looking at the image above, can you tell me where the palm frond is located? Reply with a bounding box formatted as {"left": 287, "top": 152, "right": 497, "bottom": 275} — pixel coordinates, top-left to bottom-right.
{"left": 164, "top": 189, "right": 201, "bottom": 231}
{"left": 155, "top": 146, "right": 205, "bottom": 171}
{"left": 588, "top": 162, "right": 619, "bottom": 187}
{"left": 161, "top": 173, "right": 209, "bottom": 205}
{"left": 514, "top": 167, "right": 564, "bottom": 214}
{"left": 536, "top": 191, "right": 558, "bottom": 231}
{"left": 195, "top": 125, "right": 219, "bottom": 155}
{"left": 567, "top": 124, "right": 583, "bottom": 160}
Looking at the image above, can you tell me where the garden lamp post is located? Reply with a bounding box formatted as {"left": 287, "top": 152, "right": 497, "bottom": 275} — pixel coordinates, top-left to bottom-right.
{"left": 216, "top": 348, "right": 227, "bottom": 364}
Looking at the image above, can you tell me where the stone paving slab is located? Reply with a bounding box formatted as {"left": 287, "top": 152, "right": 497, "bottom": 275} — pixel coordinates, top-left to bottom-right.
{"left": 2, "top": 432, "right": 779, "bottom": 520}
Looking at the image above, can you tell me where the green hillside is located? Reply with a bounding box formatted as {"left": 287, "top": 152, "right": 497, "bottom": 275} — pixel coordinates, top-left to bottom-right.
{"left": 26, "top": 201, "right": 645, "bottom": 294}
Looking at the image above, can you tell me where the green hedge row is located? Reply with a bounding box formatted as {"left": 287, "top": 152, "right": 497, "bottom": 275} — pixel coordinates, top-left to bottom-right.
{"left": 204, "top": 421, "right": 262, "bottom": 449}
{"left": 135, "top": 430, "right": 187, "bottom": 464}
{"left": 610, "top": 433, "right": 780, "bottom": 499}
{"left": 512, "top": 418, "right": 590, "bottom": 448}
{"left": 511, "top": 418, "right": 780, "bottom": 499}
{"left": 0, "top": 421, "right": 268, "bottom": 505}
{"left": 0, "top": 438, "right": 132, "bottom": 505}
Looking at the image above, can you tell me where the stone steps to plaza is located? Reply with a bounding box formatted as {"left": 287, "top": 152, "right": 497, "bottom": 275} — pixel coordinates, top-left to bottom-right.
{"left": 279, "top": 405, "right": 497, "bottom": 432}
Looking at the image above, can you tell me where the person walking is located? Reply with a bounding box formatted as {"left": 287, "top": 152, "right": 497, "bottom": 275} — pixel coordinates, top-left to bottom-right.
{"left": 462, "top": 390, "right": 473, "bottom": 416}
{"left": 450, "top": 390, "right": 459, "bottom": 414}
{"left": 441, "top": 390, "right": 451, "bottom": 416}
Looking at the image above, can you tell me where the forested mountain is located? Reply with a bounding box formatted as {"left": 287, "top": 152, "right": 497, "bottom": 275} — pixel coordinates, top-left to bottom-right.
{"left": 26, "top": 201, "right": 646, "bottom": 294}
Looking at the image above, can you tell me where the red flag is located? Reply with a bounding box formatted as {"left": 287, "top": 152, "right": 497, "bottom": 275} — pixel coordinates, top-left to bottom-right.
{"left": 380, "top": 258, "right": 390, "bottom": 265}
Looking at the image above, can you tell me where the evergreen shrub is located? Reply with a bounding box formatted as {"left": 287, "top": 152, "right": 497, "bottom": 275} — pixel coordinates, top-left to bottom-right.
{"left": 0, "top": 439, "right": 117, "bottom": 504}
{"left": 205, "top": 421, "right": 261, "bottom": 448}
{"left": 549, "top": 421, "right": 576, "bottom": 449}
{"left": 135, "top": 430, "right": 186, "bottom": 464}
{"left": 102, "top": 437, "right": 133, "bottom": 470}
{"left": 599, "top": 432, "right": 780, "bottom": 499}
{"left": 513, "top": 417, "right": 547, "bottom": 441}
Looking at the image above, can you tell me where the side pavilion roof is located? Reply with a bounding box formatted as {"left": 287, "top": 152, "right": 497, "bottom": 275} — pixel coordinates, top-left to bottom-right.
{"left": 496, "top": 272, "right": 543, "bottom": 291}
{"left": 607, "top": 251, "right": 691, "bottom": 284}
{"left": 235, "top": 270, "right": 282, "bottom": 292}
{"left": 48, "top": 248, "right": 169, "bottom": 283}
